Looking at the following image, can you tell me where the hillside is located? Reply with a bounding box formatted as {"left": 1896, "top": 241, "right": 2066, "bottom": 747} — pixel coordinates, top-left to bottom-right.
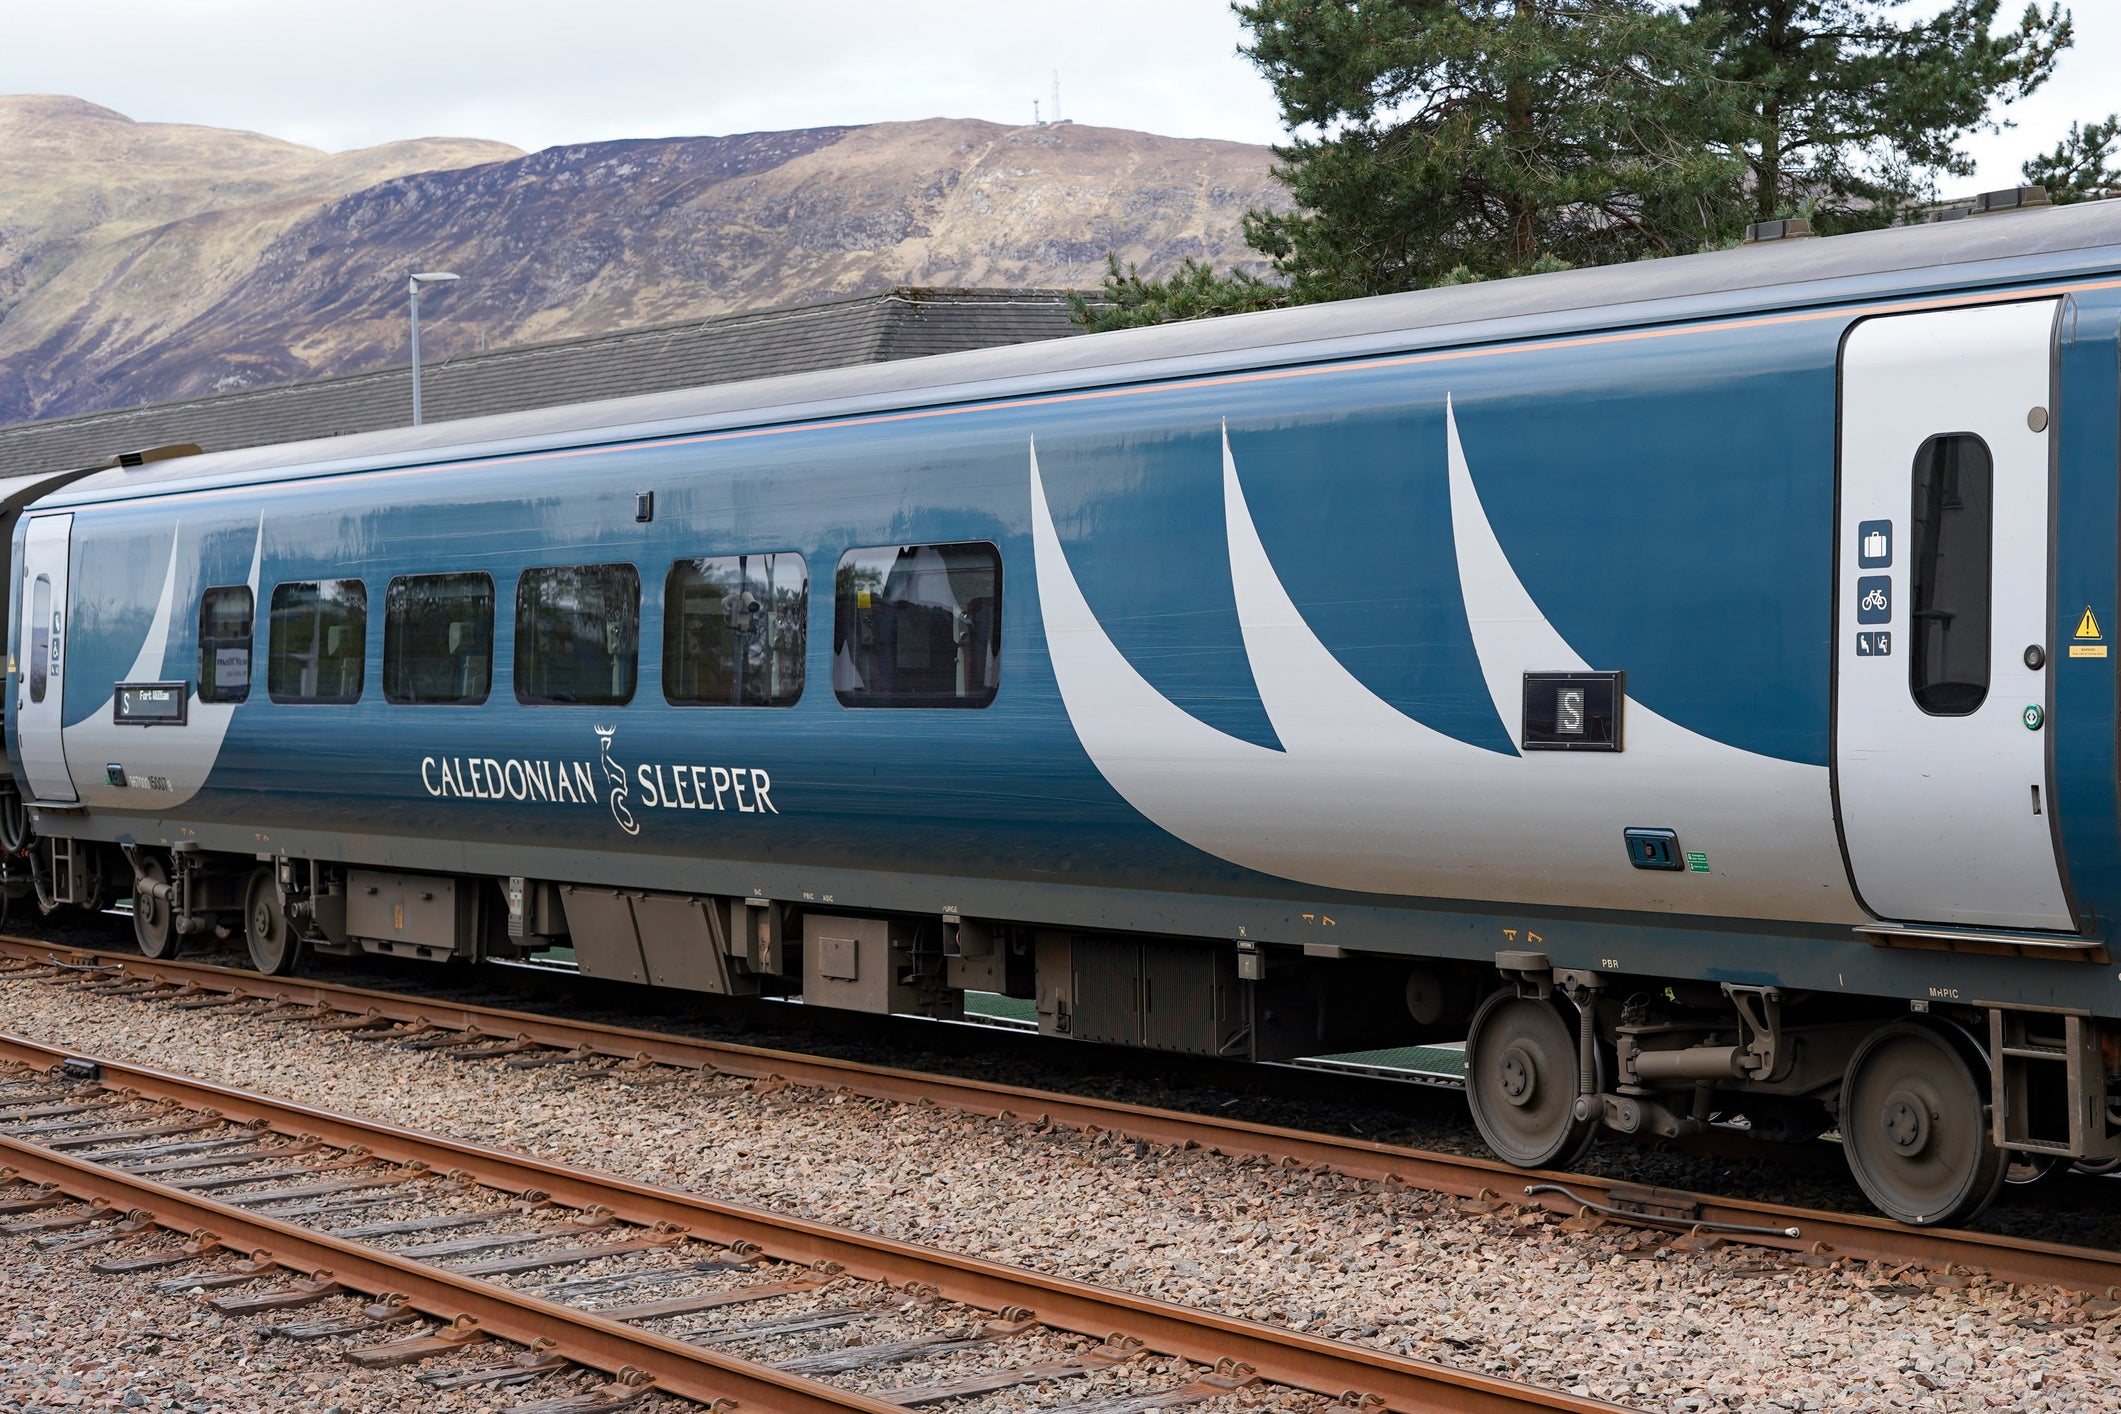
{"left": 0, "top": 97, "right": 1283, "bottom": 424}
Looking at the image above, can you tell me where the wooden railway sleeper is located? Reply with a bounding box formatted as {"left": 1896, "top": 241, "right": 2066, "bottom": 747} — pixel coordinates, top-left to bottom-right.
{"left": 0, "top": 1184, "right": 67, "bottom": 1215}
{"left": 346, "top": 1019, "right": 440, "bottom": 1044}
{"left": 1524, "top": 1182, "right": 1802, "bottom": 1239}
{"left": 599, "top": 1270, "right": 841, "bottom": 1324}
{"left": 209, "top": 1272, "right": 346, "bottom": 1314}
{"left": 505, "top": 1044, "right": 601, "bottom": 1069}
{"left": 151, "top": 1251, "right": 281, "bottom": 1293}
{"left": 1063, "top": 1360, "right": 1261, "bottom": 1414}
{"left": 767, "top": 1312, "right": 1040, "bottom": 1376}
{"left": 271, "top": 1295, "right": 421, "bottom": 1341}
{"left": 94, "top": 1227, "right": 225, "bottom": 1273}
{"left": 1325, "top": 1394, "right": 1390, "bottom": 1414}
{"left": 40, "top": 1208, "right": 159, "bottom": 1254}
{"left": 402, "top": 1027, "right": 505, "bottom": 1052}
{"left": 167, "top": 991, "right": 258, "bottom": 1012}
{"left": 5, "top": 1199, "right": 122, "bottom": 1233}
{"left": 877, "top": 1334, "right": 1146, "bottom": 1408}
{"left": 0, "top": 1096, "right": 123, "bottom": 1123}
{"left": 417, "top": 1338, "right": 569, "bottom": 1390}
{"left": 44, "top": 1116, "right": 221, "bottom": 1149}
{"left": 506, "top": 1366, "right": 661, "bottom": 1414}
{"left": 125, "top": 1138, "right": 321, "bottom": 1176}
{"left": 346, "top": 1312, "right": 490, "bottom": 1368}
{"left": 450, "top": 1035, "right": 547, "bottom": 1060}
{"left": 442, "top": 1226, "right": 689, "bottom": 1278}
{"left": 307, "top": 1009, "right": 396, "bottom": 1033}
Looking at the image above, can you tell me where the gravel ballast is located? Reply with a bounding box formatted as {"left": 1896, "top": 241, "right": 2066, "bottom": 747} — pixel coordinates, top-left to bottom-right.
{"left": 1, "top": 971, "right": 2115, "bottom": 1413}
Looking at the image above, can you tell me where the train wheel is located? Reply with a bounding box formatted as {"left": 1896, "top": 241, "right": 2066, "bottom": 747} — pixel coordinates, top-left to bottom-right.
{"left": 243, "top": 869, "right": 299, "bottom": 976}
{"left": 1464, "top": 989, "right": 1598, "bottom": 1169}
{"left": 132, "top": 855, "right": 179, "bottom": 960}
{"left": 1841, "top": 1020, "right": 2005, "bottom": 1227}
{"left": 2004, "top": 1152, "right": 2069, "bottom": 1188}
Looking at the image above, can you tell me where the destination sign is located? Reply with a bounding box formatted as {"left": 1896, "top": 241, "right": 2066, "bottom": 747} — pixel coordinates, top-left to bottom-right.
{"left": 114, "top": 681, "right": 189, "bottom": 726}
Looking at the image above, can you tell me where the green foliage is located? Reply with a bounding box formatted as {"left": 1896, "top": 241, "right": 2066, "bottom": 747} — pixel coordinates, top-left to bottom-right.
{"left": 2022, "top": 115, "right": 2121, "bottom": 203}
{"left": 1068, "top": 255, "right": 1288, "bottom": 332}
{"left": 1075, "top": 0, "right": 2079, "bottom": 330}
{"left": 1693, "top": 1, "right": 2072, "bottom": 228}
{"left": 1234, "top": 0, "right": 1749, "bottom": 299}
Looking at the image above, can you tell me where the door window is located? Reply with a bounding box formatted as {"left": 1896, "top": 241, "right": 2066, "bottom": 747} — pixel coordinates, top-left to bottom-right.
{"left": 1907, "top": 433, "right": 1994, "bottom": 716}
{"left": 27, "top": 575, "right": 49, "bottom": 704}
{"left": 199, "top": 586, "right": 253, "bottom": 704}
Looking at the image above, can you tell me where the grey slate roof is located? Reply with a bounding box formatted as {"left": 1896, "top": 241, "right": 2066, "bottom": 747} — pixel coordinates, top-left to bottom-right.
{"left": 0, "top": 287, "right": 1085, "bottom": 482}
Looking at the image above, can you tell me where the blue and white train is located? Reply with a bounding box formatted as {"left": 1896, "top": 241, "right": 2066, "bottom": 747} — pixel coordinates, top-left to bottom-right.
{"left": 8, "top": 198, "right": 2121, "bottom": 1225}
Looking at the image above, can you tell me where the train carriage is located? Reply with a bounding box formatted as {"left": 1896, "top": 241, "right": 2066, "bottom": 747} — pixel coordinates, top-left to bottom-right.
{"left": 9, "top": 198, "right": 2121, "bottom": 1226}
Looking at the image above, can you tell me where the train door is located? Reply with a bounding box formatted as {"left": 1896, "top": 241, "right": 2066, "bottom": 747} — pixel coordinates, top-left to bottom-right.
{"left": 1834, "top": 299, "right": 2071, "bottom": 931}
{"left": 15, "top": 514, "right": 75, "bottom": 803}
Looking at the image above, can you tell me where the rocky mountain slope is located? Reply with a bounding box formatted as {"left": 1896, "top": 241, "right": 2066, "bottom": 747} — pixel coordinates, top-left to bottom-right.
{"left": 0, "top": 96, "right": 1282, "bottom": 424}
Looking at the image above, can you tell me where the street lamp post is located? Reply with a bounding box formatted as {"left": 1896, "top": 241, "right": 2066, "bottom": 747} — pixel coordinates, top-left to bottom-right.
{"left": 407, "top": 271, "right": 459, "bottom": 426}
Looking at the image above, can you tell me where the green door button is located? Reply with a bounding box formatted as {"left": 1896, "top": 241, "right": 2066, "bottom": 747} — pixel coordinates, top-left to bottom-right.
{"left": 2024, "top": 704, "right": 2045, "bottom": 730}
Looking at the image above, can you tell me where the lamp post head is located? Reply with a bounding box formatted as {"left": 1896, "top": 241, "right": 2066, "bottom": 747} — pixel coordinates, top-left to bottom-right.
{"left": 408, "top": 270, "right": 460, "bottom": 296}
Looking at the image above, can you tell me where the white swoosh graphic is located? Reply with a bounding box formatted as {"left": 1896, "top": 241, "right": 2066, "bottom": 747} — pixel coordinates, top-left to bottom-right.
{"left": 1031, "top": 403, "right": 1857, "bottom": 922}
{"left": 67, "top": 516, "right": 263, "bottom": 809}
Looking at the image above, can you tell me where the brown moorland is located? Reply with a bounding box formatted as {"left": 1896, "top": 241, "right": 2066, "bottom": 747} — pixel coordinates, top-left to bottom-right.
{"left": 0, "top": 96, "right": 1281, "bottom": 424}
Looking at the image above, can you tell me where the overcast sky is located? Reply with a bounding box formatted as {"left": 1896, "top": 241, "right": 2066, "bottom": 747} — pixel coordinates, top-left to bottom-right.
{"left": 4, "top": 0, "right": 2113, "bottom": 193}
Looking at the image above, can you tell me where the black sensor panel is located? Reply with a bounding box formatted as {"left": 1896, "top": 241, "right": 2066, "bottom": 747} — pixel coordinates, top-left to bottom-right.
{"left": 1522, "top": 670, "right": 1623, "bottom": 751}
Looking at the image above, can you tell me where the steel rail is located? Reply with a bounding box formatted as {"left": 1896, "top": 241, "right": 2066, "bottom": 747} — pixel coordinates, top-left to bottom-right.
{"left": 0, "top": 1031, "right": 1628, "bottom": 1414}
{"left": 0, "top": 1127, "right": 900, "bottom": 1413}
{"left": 6, "top": 936, "right": 2120, "bottom": 1299}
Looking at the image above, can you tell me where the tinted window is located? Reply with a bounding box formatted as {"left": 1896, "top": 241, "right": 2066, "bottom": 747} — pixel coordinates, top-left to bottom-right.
{"left": 384, "top": 573, "right": 493, "bottom": 705}
{"left": 199, "top": 586, "right": 253, "bottom": 704}
{"left": 515, "top": 563, "right": 640, "bottom": 706}
{"left": 832, "top": 542, "right": 1000, "bottom": 708}
{"left": 1908, "top": 433, "right": 1994, "bottom": 716}
{"left": 664, "top": 553, "right": 808, "bottom": 707}
{"left": 269, "top": 580, "right": 367, "bottom": 704}
{"left": 27, "top": 575, "right": 49, "bottom": 704}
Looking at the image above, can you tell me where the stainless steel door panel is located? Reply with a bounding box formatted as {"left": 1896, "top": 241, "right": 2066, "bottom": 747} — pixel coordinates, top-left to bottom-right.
{"left": 1834, "top": 300, "right": 2070, "bottom": 930}
{"left": 15, "top": 514, "right": 75, "bottom": 803}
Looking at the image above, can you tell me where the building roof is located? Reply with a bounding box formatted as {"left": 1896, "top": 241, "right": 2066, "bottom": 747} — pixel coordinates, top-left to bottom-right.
{"left": 0, "top": 287, "right": 1086, "bottom": 483}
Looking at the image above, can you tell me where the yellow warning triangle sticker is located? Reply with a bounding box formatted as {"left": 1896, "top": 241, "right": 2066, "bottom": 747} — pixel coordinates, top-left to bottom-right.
{"left": 2076, "top": 606, "right": 2103, "bottom": 640}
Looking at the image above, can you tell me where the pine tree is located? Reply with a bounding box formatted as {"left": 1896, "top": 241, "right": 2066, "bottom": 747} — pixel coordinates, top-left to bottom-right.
{"left": 2022, "top": 115, "right": 2121, "bottom": 204}
{"left": 1694, "top": 0, "right": 2073, "bottom": 228}
{"left": 1235, "top": 0, "right": 1748, "bottom": 300}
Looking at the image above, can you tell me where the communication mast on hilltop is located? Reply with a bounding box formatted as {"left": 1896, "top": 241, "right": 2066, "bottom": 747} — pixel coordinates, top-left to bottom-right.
{"left": 1034, "top": 72, "right": 1066, "bottom": 128}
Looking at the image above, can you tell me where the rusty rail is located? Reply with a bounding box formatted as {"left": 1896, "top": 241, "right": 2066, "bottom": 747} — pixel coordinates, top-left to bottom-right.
{"left": 5, "top": 935, "right": 2120, "bottom": 1300}
{"left": 0, "top": 1030, "right": 1627, "bottom": 1414}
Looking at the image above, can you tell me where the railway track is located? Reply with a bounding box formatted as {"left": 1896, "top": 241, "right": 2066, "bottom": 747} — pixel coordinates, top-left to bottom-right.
{"left": 0, "top": 1027, "right": 1623, "bottom": 1414}
{"left": 2, "top": 931, "right": 2118, "bottom": 1310}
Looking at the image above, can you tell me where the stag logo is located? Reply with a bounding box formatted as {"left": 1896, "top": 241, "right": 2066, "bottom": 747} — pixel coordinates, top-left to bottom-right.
{"left": 594, "top": 723, "right": 640, "bottom": 836}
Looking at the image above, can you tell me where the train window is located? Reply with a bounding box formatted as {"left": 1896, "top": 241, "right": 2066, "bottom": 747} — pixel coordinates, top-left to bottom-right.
{"left": 268, "top": 580, "right": 367, "bottom": 704}
{"left": 198, "top": 586, "right": 253, "bottom": 704}
{"left": 515, "top": 563, "right": 640, "bottom": 707}
{"left": 664, "top": 553, "right": 808, "bottom": 707}
{"left": 832, "top": 542, "right": 1000, "bottom": 709}
{"left": 26, "top": 575, "right": 49, "bottom": 704}
{"left": 383, "top": 573, "right": 493, "bottom": 705}
{"left": 1908, "top": 433, "right": 1994, "bottom": 716}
